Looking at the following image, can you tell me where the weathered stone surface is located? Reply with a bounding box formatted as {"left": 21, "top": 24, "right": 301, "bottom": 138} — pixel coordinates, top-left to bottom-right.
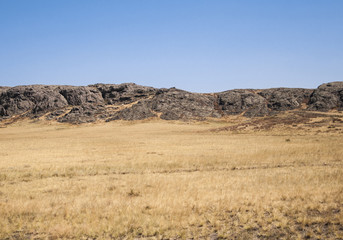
{"left": 45, "top": 109, "right": 66, "bottom": 120}
{"left": 0, "top": 85, "right": 67, "bottom": 117}
{"left": 1, "top": 81, "right": 343, "bottom": 124}
{"left": 217, "top": 90, "right": 269, "bottom": 117}
{"left": 150, "top": 88, "right": 221, "bottom": 120}
{"left": 58, "top": 86, "right": 104, "bottom": 106}
{"left": 91, "top": 83, "right": 156, "bottom": 105}
{"left": 0, "top": 87, "right": 10, "bottom": 94}
{"left": 258, "top": 88, "right": 313, "bottom": 111}
{"left": 307, "top": 82, "right": 343, "bottom": 111}
{"left": 106, "top": 100, "right": 156, "bottom": 121}
{"left": 58, "top": 104, "right": 106, "bottom": 123}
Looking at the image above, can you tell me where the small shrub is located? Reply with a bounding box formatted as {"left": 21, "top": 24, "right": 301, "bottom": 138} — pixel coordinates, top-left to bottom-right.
{"left": 127, "top": 189, "right": 140, "bottom": 197}
{"left": 0, "top": 174, "right": 7, "bottom": 181}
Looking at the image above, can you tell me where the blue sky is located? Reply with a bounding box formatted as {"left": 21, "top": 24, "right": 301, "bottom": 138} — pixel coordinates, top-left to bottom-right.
{"left": 1, "top": 0, "right": 342, "bottom": 92}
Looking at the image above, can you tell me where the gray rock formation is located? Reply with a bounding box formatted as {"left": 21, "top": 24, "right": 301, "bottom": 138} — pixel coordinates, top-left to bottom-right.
{"left": 217, "top": 90, "right": 269, "bottom": 117}
{"left": 307, "top": 82, "right": 343, "bottom": 111}
{"left": 91, "top": 83, "right": 157, "bottom": 105}
{"left": 150, "top": 88, "right": 221, "bottom": 120}
{"left": 0, "top": 87, "right": 10, "bottom": 94}
{"left": 58, "top": 86, "right": 104, "bottom": 106}
{"left": 258, "top": 88, "right": 313, "bottom": 111}
{"left": 0, "top": 85, "right": 67, "bottom": 117}
{"left": 58, "top": 104, "right": 106, "bottom": 123}
{"left": 0, "top": 81, "right": 342, "bottom": 124}
{"left": 106, "top": 100, "right": 156, "bottom": 121}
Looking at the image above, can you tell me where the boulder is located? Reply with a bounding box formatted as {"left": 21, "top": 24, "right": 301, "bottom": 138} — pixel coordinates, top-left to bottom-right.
{"left": 307, "top": 82, "right": 343, "bottom": 111}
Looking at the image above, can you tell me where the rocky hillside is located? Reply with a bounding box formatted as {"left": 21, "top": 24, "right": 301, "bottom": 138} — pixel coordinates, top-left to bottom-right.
{"left": 0, "top": 82, "right": 342, "bottom": 124}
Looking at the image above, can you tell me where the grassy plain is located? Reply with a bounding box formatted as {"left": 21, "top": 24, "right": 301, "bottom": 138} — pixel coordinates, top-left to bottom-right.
{"left": 0, "top": 116, "right": 342, "bottom": 239}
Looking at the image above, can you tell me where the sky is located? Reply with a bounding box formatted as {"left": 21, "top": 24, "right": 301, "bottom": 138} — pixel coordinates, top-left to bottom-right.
{"left": 1, "top": 0, "right": 342, "bottom": 93}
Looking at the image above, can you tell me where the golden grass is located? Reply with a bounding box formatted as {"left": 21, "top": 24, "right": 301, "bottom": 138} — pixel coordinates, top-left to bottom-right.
{"left": 0, "top": 119, "right": 342, "bottom": 239}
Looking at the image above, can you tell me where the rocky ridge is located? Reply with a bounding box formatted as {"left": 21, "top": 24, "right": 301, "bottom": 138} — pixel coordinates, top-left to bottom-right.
{"left": 0, "top": 82, "right": 343, "bottom": 124}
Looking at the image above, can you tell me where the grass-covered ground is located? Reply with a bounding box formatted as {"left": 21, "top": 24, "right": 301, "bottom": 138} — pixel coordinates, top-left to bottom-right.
{"left": 0, "top": 116, "right": 342, "bottom": 239}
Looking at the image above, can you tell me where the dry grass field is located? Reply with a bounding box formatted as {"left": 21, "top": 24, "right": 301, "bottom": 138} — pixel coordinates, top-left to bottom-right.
{"left": 0, "top": 115, "right": 343, "bottom": 239}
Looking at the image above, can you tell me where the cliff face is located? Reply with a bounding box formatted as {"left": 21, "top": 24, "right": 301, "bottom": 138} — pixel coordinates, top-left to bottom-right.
{"left": 0, "top": 82, "right": 342, "bottom": 124}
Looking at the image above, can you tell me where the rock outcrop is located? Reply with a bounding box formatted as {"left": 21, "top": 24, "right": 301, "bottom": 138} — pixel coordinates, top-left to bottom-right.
{"left": 258, "top": 88, "right": 313, "bottom": 111}
{"left": 0, "top": 85, "right": 68, "bottom": 117}
{"left": 91, "top": 83, "right": 157, "bottom": 105}
{"left": 150, "top": 88, "right": 221, "bottom": 120}
{"left": 0, "top": 81, "right": 342, "bottom": 124}
{"left": 0, "top": 87, "right": 10, "bottom": 94}
{"left": 217, "top": 90, "right": 269, "bottom": 117}
{"left": 58, "top": 86, "right": 104, "bottom": 106}
{"left": 106, "top": 100, "right": 156, "bottom": 121}
{"left": 307, "top": 82, "right": 343, "bottom": 111}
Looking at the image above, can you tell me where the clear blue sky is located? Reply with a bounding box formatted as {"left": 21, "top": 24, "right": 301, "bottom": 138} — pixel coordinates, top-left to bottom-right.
{"left": 1, "top": 0, "right": 342, "bottom": 92}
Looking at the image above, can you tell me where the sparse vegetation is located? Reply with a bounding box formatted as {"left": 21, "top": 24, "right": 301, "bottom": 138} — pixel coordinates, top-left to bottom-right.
{"left": 0, "top": 118, "right": 342, "bottom": 239}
